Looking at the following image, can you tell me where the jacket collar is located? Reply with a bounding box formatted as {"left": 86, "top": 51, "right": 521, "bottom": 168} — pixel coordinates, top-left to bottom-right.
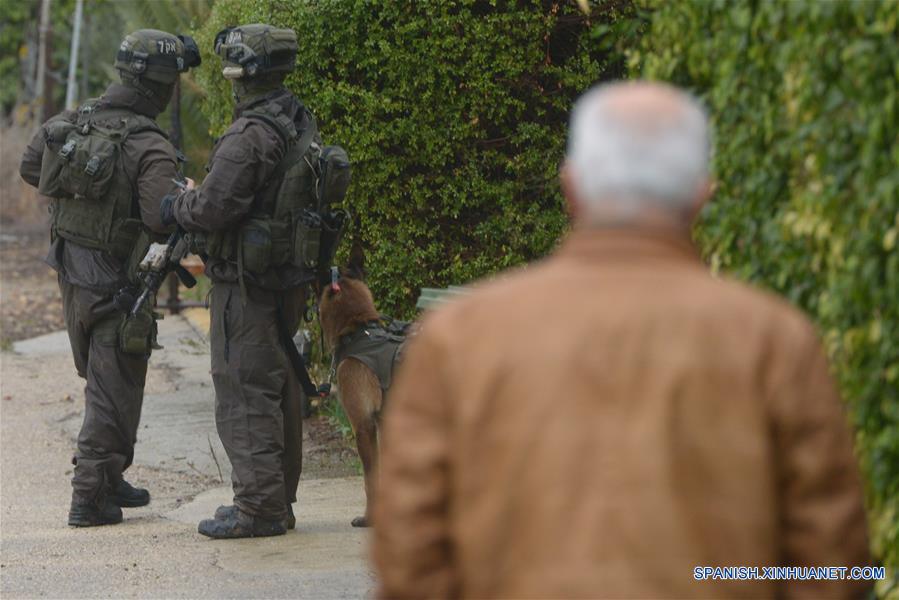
{"left": 234, "top": 88, "right": 292, "bottom": 118}
{"left": 556, "top": 226, "right": 703, "bottom": 268}
{"left": 100, "top": 83, "right": 160, "bottom": 118}
{"left": 233, "top": 89, "right": 311, "bottom": 135}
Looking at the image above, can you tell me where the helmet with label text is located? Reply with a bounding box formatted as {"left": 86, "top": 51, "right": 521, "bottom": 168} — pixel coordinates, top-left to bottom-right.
{"left": 115, "top": 29, "right": 201, "bottom": 85}
{"left": 114, "top": 29, "right": 201, "bottom": 113}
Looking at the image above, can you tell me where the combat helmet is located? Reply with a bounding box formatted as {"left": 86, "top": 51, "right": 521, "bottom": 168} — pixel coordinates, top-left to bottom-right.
{"left": 213, "top": 24, "right": 297, "bottom": 80}
{"left": 115, "top": 29, "right": 201, "bottom": 84}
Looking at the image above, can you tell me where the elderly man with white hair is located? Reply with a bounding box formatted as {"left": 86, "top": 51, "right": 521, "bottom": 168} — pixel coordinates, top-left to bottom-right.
{"left": 373, "top": 82, "right": 870, "bottom": 599}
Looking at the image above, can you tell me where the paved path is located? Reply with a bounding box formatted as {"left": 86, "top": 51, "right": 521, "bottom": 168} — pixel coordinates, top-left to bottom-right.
{"left": 0, "top": 316, "right": 374, "bottom": 598}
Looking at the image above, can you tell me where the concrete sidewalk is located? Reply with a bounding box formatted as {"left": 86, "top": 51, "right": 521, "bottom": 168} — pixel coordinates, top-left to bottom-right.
{"left": 1, "top": 315, "right": 373, "bottom": 598}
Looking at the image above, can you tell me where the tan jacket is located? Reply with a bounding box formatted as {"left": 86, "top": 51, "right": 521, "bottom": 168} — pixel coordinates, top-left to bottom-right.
{"left": 373, "top": 229, "right": 870, "bottom": 599}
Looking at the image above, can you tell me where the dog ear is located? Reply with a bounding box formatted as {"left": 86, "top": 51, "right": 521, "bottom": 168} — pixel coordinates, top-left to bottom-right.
{"left": 346, "top": 241, "right": 367, "bottom": 281}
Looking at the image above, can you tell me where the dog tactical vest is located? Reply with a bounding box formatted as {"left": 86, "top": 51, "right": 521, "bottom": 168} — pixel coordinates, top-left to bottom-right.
{"left": 195, "top": 100, "right": 349, "bottom": 278}
{"left": 334, "top": 322, "right": 407, "bottom": 393}
{"left": 37, "top": 100, "right": 166, "bottom": 266}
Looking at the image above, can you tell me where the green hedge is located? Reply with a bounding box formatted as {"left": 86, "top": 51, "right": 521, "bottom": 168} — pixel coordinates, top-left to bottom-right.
{"left": 195, "top": 0, "right": 640, "bottom": 313}
{"left": 635, "top": 0, "right": 899, "bottom": 590}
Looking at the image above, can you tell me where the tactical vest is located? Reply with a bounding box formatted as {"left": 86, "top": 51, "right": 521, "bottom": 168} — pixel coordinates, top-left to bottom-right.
{"left": 197, "top": 101, "right": 350, "bottom": 279}
{"left": 37, "top": 99, "right": 167, "bottom": 273}
{"left": 334, "top": 321, "right": 408, "bottom": 393}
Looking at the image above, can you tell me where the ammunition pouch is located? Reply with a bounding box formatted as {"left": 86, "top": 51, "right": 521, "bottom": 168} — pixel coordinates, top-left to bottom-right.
{"left": 293, "top": 210, "right": 321, "bottom": 270}
{"left": 317, "top": 146, "right": 351, "bottom": 210}
{"left": 270, "top": 218, "right": 292, "bottom": 268}
{"left": 239, "top": 218, "right": 273, "bottom": 274}
{"left": 40, "top": 125, "right": 118, "bottom": 201}
{"left": 37, "top": 120, "right": 80, "bottom": 198}
{"left": 118, "top": 299, "right": 158, "bottom": 356}
{"left": 197, "top": 229, "right": 236, "bottom": 262}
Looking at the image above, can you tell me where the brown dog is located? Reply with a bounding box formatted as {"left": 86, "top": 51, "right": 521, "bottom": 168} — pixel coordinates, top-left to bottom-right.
{"left": 318, "top": 251, "right": 406, "bottom": 528}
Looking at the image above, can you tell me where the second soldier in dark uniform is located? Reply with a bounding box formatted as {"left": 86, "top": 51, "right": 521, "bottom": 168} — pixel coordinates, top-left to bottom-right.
{"left": 162, "top": 24, "right": 321, "bottom": 538}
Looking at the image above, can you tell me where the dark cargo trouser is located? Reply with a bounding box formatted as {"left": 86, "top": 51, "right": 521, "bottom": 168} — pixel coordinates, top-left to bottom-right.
{"left": 60, "top": 279, "right": 148, "bottom": 505}
{"left": 210, "top": 282, "right": 305, "bottom": 520}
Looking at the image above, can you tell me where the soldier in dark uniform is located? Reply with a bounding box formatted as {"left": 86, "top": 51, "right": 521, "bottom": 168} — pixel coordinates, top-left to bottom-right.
{"left": 160, "top": 24, "right": 322, "bottom": 539}
{"left": 19, "top": 30, "right": 200, "bottom": 527}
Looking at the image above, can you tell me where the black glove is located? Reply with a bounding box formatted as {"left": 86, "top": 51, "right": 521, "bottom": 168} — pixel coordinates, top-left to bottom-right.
{"left": 160, "top": 193, "right": 178, "bottom": 227}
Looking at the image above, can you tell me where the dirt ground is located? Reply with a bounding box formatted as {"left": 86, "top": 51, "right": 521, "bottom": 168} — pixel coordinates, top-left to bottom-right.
{"left": 0, "top": 225, "right": 64, "bottom": 348}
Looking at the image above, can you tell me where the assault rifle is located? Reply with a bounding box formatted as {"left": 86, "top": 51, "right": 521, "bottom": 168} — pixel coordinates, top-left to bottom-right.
{"left": 130, "top": 227, "right": 197, "bottom": 317}
{"left": 127, "top": 178, "right": 197, "bottom": 316}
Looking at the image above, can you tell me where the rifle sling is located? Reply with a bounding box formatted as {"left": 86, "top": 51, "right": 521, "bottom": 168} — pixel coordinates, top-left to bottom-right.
{"left": 275, "top": 294, "right": 321, "bottom": 399}
{"left": 269, "top": 121, "right": 315, "bottom": 182}
{"left": 246, "top": 111, "right": 317, "bottom": 205}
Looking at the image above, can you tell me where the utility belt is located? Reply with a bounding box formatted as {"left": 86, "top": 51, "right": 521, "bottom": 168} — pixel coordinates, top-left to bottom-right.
{"left": 192, "top": 208, "right": 346, "bottom": 277}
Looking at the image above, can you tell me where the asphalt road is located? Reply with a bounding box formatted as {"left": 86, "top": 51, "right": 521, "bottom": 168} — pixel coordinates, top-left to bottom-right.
{"left": 0, "top": 316, "right": 374, "bottom": 599}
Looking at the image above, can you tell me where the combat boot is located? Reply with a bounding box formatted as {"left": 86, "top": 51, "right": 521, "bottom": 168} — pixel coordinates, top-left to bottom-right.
{"left": 214, "top": 503, "right": 295, "bottom": 530}
{"left": 110, "top": 479, "right": 150, "bottom": 508}
{"left": 198, "top": 507, "right": 286, "bottom": 539}
{"left": 68, "top": 498, "right": 123, "bottom": 527}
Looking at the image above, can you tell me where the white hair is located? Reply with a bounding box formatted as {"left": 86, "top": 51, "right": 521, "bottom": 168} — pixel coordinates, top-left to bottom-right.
{"left": 566, "top": 82, "right": 710, "bottom": 221}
